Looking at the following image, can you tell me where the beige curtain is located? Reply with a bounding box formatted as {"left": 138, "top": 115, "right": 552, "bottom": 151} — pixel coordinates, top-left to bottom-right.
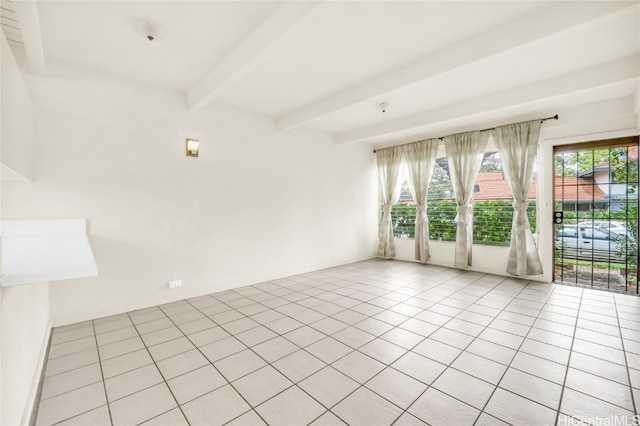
{"left": 493, "top": 120, "right": 543, "bottom": 276}
{"left": 445, "top": 131, "right": 489, "bottom": 268}
{"left": 376, "top": 147, "right": 403, "bottom": 259}
{"left": 404, "top": 139, "right": 439, "bottom": 263}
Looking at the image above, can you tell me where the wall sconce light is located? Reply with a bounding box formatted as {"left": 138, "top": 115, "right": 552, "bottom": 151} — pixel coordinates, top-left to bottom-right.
{"left": 186, "top": 138, "right": 200, "bottom": 157}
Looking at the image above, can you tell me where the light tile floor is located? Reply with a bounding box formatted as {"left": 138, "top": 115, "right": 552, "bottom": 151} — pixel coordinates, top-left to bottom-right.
{"left": 35, "top": 259, "right": 640, "bottom": 425}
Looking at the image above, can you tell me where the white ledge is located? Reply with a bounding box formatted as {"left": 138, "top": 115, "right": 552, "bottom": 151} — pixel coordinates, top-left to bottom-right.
{"left": 1, "top": 219, "right": 97, "bottom": 286}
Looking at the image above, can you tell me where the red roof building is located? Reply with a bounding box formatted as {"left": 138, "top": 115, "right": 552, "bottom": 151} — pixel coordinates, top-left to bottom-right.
{"left": 474, "top": 172, "right": 536, "bottom": 201}
{"left": 553, "top": 175, "right": 608, "bottom": 202}
{"left": 473, "top": 172, "right": 608, "bottom": 205}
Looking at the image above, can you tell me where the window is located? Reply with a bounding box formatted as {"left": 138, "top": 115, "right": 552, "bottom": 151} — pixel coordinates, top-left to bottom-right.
{"left": 426, "top": 160, "right": 456, "bottom": 241}
{"left": 556, "top": 227, "right": 578, "bottom": 238}
{"left": 584, "top": 228, "right": 610, "bottom": 240}
{"left": 387, "top": 147, "right": 537, "bottom": 245}
{"left": 392, "top": 166, "right": 416, "bottom": 239}
{"left": 472, "top": 152, "right": 536, "bottom": 246}
{"left": 390, "top": 161, "right": 457, "bottom": 240}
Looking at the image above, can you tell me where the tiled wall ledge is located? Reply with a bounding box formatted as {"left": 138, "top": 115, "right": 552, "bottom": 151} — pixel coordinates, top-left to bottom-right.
{"left": 0, "top": 219, "right": 97, "bottom": 286}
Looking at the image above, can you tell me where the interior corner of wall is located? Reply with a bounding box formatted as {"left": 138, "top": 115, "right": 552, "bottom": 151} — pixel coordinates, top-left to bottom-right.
{"left": 21, "top": 315, "right": 51, "bottom": 426}
{"left": 0, "top": 281, "right": 51, "bottom": 426}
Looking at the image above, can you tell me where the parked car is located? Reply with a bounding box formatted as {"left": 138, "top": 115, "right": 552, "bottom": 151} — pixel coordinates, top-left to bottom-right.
{"left": 556, "top": 224, "right": 630, "bottom": 262}
{"left": 578, "top": 220, "right": 629, "bottom": 237}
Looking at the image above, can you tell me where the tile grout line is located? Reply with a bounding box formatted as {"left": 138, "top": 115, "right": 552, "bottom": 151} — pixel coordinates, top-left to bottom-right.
{"left": 512, "top": 290, "right": 639, "bottom": 415}
{"left": 303, "top": 268, "right": 479, "bottom": 418}
{"left": 220, "top": 280, "right": 416, "bottom": 424}
{"left": 553, "top": 285, "right": 585, "bottom": 425}
{"left": 154, "top": 298, "right": 312, "bottom": 423}
{"left": 426, "top": 277, "right": 568, "bottom": 419}
{"left": 92, "top": 320, "right": 114, "bottom": 426}
{"left": 472, "top": 280, "right": 573, "bottom": 425}
{"left": 184, "top": 267, "right": 438, "bottom": 424}
{"left": 382, "top": 272, "right": 519, "bottom": 425}
{"left": 300, "top": 269, "right": 447, "bottom": 425}
{"left": 358, "top": 272, "right": 510, "bottom": 424}
{"left": 28, "top": 330, "right": 53, "bottom": 426}
{"left": 558, "top": 292, "right": 640, "bottom": 415}
{"left": 406, "top": 275, "right": 533, "bottom": 425}
{"left": 36, "top": 322, "right": 117, "bottom": 425}
{"left": 330, "top": 270, "right": 568, "bottom": 425}
{"left": 172, "top": 299, "right": 273, "bottom": 426}
{"left": 125, "top": 309, "right": 192, "bottom": 426}
{"left": 186, "top": 281, "right": 383, "bottom": 424}
{"left": 612, "top": 294, "right": 638, "bottom": 416}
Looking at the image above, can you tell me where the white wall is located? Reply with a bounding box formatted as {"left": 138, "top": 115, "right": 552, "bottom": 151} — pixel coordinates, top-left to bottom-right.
{"left": 0, "top": 282, "right": 51, "bottom": 426}
{"left": 394, "top": 238, "right": 513, "bottom": 275}
{"left": 0, "top": 32, "right": 32, "bottom": 180}
{"left": 1, "top": 34, "right": 51, "bottom": 426}
{"left": 1, "top": 63, "right": 379, "bottom": 326}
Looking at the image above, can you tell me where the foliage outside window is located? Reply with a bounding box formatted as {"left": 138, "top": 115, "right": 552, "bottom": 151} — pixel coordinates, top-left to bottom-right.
{"left": 556, "top": 146, "right": 639, "bottom": 192}
{"left": 391, "top": 200, "right": 536, "bottom": 245}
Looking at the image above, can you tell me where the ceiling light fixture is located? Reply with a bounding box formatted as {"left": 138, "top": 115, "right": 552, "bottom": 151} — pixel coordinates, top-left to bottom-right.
{"left": 186, "top": 139, "right": 200, "bottom": 157}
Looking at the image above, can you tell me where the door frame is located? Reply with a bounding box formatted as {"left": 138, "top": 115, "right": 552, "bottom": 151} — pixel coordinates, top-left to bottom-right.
{"left": 551, "top": 136, "right": 639, "bottom": 293}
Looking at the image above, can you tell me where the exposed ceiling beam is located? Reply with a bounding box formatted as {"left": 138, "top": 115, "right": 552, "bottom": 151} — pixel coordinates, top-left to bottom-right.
{"left": 277, "top": 1, "right": 637, "bottom": 132}
{"left": 187, "top": 1, "right": 321, "bottom": 111}
{"left": 542, "top": 97, "right": 638, "bottom": 142}
{"left": 335, "top": 55, "right": 640, "bottom": 144}
{"left": 12, "top": 0, "right": 46, "bottom": 74}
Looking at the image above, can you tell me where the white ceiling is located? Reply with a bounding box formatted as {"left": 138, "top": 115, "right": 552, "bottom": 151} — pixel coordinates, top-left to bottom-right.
{"left": 5, "top": 1, "right": 640, "bottom": 147}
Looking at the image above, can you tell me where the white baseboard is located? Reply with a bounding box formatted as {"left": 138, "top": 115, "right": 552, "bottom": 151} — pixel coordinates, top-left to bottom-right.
{"left": 22, "top": 320, "right": 51, "bottom": 426}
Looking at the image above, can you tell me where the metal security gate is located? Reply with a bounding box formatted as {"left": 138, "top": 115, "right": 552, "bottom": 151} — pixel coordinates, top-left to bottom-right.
{"left": 553, "top": 137, "right": 639, "bottom": 294}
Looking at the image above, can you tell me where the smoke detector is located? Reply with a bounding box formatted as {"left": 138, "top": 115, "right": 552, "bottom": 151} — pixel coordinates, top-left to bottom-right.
{"left": 145, "top": 22, "right": 156, "bottom": 41}
{"left": 133, "top": 19, "right": 165, "bottom": 42}
{"left": 377, "top": 102, "right": 388, "bottom": 113}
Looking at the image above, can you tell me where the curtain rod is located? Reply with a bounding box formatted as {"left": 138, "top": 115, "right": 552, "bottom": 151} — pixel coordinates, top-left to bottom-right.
{"left": 373, "top": 114, "right": 558, "bottom": 154}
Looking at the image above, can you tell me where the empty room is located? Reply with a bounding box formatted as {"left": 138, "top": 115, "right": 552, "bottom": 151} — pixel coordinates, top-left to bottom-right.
{"left": 1, "top": 0, "right": 639, "bottom": 425}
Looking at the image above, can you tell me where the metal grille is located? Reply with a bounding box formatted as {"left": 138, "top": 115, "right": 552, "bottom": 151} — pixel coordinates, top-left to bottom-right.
{"left": 554, "top": 140, "right": 639, "bottom": 294}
